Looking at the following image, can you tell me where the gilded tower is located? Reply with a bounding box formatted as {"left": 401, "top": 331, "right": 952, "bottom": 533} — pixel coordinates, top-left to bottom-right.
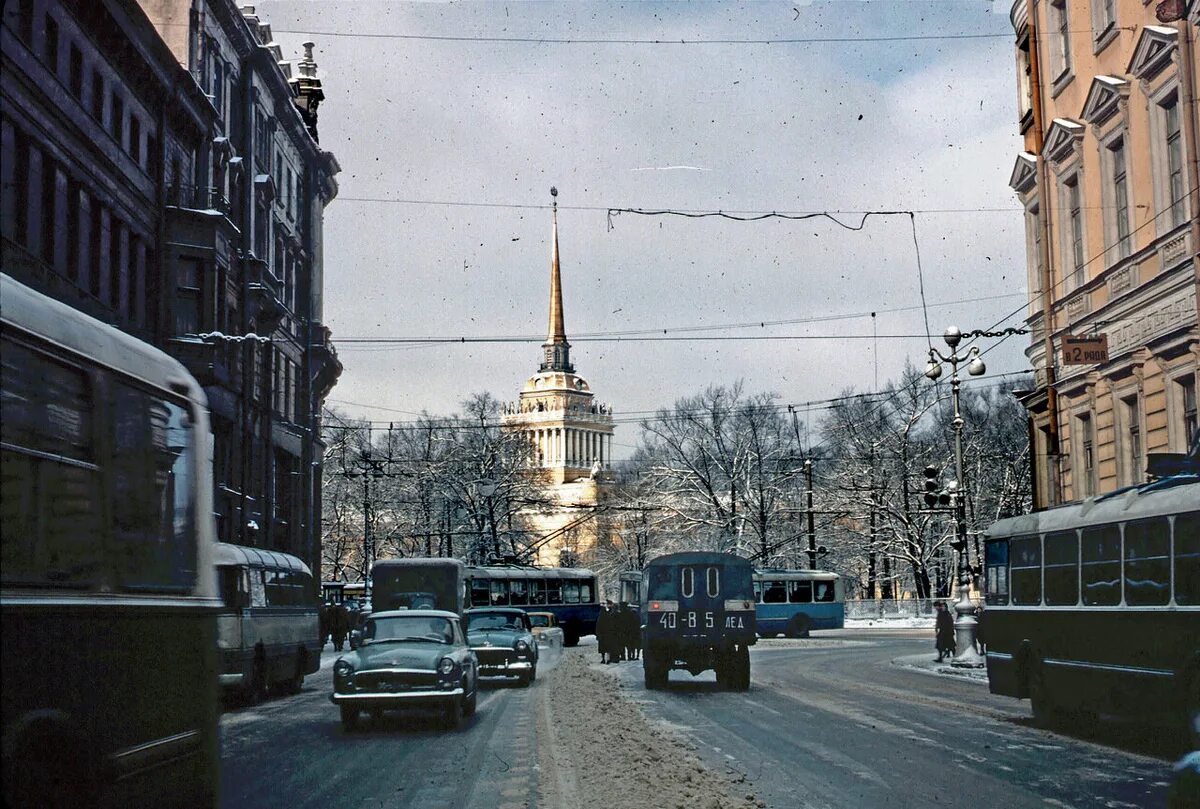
{"left": 501, "top": 188, "right": 616, "bottom": 567}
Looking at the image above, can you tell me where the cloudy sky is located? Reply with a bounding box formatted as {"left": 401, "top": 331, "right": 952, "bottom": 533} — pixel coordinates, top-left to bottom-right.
{"left": 259, "top": 0, "right": 1028, "bottom": 454}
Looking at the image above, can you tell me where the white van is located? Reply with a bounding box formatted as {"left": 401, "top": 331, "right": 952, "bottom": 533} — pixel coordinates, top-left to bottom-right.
{"left": 214, "top": 543, "right": 320, "bottom": 701}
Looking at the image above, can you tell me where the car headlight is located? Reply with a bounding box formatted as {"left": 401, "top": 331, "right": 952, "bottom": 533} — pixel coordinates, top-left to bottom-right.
{"left": 334, "top": 660, "right": 354, "bottom": 678}
{"left": 515, "top": 639, "right": 529, "bottom": 652}
{"left": 438, "top": 657, "right": 456, "bottom": 675}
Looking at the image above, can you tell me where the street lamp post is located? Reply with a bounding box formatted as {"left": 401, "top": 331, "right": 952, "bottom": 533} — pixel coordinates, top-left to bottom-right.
{"left": 924, "top": 326, "right": 986, "bottom": 668}
{"left": 476, "top": 478, "right": 499, "bottom": 563}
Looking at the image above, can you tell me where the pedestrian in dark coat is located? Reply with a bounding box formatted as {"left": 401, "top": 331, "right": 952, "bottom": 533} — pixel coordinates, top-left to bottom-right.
{"left": 596, "top": 602, "right": 613, "bottom": 663}
{"left": 974, "top": 605, "right": 987, "bottom": 655}
{"left": 318, "top": 603, "right": 332, "bottom": 649}
{"left": 621, "top": 604, "right": 639, "bottom": 662}
{"left": 331, "top": 603, "right": 350, "bottom": 652}
{"left": 934, "top": 601, "right": 955, "bottom": 662}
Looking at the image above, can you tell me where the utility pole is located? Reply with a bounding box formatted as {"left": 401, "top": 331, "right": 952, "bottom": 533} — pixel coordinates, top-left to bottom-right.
{"left": 804, "top": 459, "right": 817, "bottom": 569}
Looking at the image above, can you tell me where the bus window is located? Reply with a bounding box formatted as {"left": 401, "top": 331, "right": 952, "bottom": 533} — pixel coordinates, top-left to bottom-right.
{"left": 1124, "top": 518, "right": 1170, "bottom": 606}
{"left": 1081, "top": 525, "right": 1121, "bottom": 606}
{"left": 681, "top": 567, "right": 694, "bottom": 598}
{"left": 546, "top": 578, "right": 562, "bottom": 604}
{"left": 753, "top": 579, "right": 762, "bottom": 603}
{"left": 562, "top": 581, "right": 580, "bottom": 604}
{"left": 984, "top": 539, "right": 1009, "bottom": 605}
{"left": 762, "top": 580, "right": 787, "bottom": 603}
{"left": 490, "top": 579, "right": 509, "bottom": 605}
{"left": 0, "top": 340, "right": 101, "bottom": 586}
{"left": 706, "top": 567, "right": 720, "bottom": 597}
{"left": 1043, "top": 531, "right": 1078, "bottom": 606}
{"left": 581, "top": 581, "right": 593, "bottom": 603}
{"left": 1010, "top": 535, "right": 1041, "bottom": 605}
{"left": 1175, "top": 512, "right": 1200, "bottom": 605}
{"left": 249, "top": 568, "right": 267, "bottom": 607}
{"left": 470, "top": 579, "right": 490, "bottom": 607}
{"left": 647, "top": 567, "right": 675, "bottom": 599}
{"left": 814, "top": 582, "right": 835, "bottom": 602}
{"left": 789, "top": 581, "right": 812, "bottom": 603}
{"left": 510, "top": 579, "right": 529, "bottom": 605}
{"left": 529, "top": 579, "right": 548, "bottom": 605}
{"left": 218, "top": 566, "right": 246, "bottom": 609}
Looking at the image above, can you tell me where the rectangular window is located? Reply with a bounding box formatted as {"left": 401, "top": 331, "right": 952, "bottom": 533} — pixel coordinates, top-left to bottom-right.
{"left": 1052, "top": 0, "right": 1071, "bottom": 79}
{"left": 175, "top": 259, "right": 203, "bottom": 336}
{"left": 1165, "top": 98, "right": 1186, "bottom": 229}
{"left": 1175, "top": 512, "right": 1200, "bottom": 605}
{"left": 1182, "top": 377, "right": 1198, "bottom": 447}
{"left": 1043, "top": 531, "right": 1078, "bottom": 605}
{"left": 529, "top": 579, "right": 547, "bottom": 606}
{"left": 1124, "top": 518, "right": 1170, "bottom": 606}
{"left": 110, "top": 93, "right": 123, "bottom": 148}
{"left": 43, "top": 14, "right": 59, "bottom": 73}
{"left": 489, "top": 578, "right": 510, "bottom": 606}
{"left": 562, "top": 580, "right": 580, "bottom": 604}
{"left": 89, "top": 201, "right": 103, "bottom": 298}
{"left": 1010, "top": 535, "right": 1041, "bottom": 605}
{"left": 509, "top": 579, "right": 528, "bottom": 606}
{"left": 1066, "top": 176, "right": 1084, "bottom": 288}
{"left": 470, "top": 580, "right": 490, "bottom": 607}
{"left": 90, "top": 70, "right": 104, "bottom": 121}
{"left": 66, "top": 179, "right": 80, "bottom": 282}
{"left": 40, "top": 155, "right": 57, "bottom": 264}
{"left": 1076, "top": 414, "right": 1095, "bottom": 497}
{"left": 16, "top": 0, "right": 34, "bottom": 44}
{"left": 788, "top": 580, "right": 812, "bottom": 603}
{"left": 212, "top": 58, "right": 224, "bottom": 118}
{"left": 762, "top": 580, "right": 787, "bottom": 604}
{"left": 68, "top": 44, "right": 82, "bottom": 98}
{"left": 108, "top": 218, "right": 121, "bottom": 309}
{"left": 1122, "top": 394, "right": 1142, "bottom": 487}
{"left": 814, "top": 580, "right": 835, "bottom": 602}
{"left": 985, "top": 540, "right": 1009, "bottom": 605}
{"left": 0, "top": 339, "right": 101, "bottom": 588}
{"left": 128, "top": 116, "right": 141, "bottom": 164}
{"left": 545, "top": 578, "right": 561, "bottom": 604}
{"left": 1110, "top": 139, "right": 1130, "bottom": 258}
{"left": 1081, "top": 525, "right": 1121, "bottom": 605}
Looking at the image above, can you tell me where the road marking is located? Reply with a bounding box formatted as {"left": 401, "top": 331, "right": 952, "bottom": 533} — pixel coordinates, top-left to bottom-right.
{"left": 740, "top": 698, "right": 782, "bottom": 716}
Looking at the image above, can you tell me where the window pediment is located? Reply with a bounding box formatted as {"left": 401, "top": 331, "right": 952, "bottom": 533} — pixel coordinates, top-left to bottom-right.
{"left": 1127, "top": 25, "right": 1177, "bottom": 81}
{"left": 1080, "top": 75, "right": 1129, "bottom": 126}
{"left": 1044, "top": 118, "right": 1085, "bottom": 165}
{"left": 1009, "top": 152, "right": 1038, "bottom": 194}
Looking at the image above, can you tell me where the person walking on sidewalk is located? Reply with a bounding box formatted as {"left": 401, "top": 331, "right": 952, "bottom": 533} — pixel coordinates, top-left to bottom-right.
{"left": 934, "top": 601, "right": 956, "bottom": 661}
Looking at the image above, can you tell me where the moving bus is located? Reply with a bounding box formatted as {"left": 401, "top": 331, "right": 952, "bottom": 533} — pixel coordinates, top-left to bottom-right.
{"left": 464, "top": 565, "right": 599, "bottom": 646}
{"left": 640, "top": 552, "right": 757, "bottom": 690}
{"left": 982, "top": 474, "right": 1199, "bottom": 744}
{"left": 753, "top": 569, "right": 845, "bottom": 637}
{"left": 214, "top": 543, "right": 321, "bottom": 701}
{"left": 0, "top": 274, "right": 220, "bottom": 807}
{"left": 371, "top": 558, "right": 466, "bottom": 613}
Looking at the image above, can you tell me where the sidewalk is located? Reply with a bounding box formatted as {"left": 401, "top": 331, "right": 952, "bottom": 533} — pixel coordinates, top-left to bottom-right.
{"left": 892, "top": 652, "right": 989, "bottom": 684}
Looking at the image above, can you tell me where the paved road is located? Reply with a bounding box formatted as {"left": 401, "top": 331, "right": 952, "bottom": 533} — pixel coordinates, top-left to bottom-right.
{"left": 220, "top": 632, "right": 1178, "bottom": 808}
{"left": 605, "top": 629, "right": 1177, "bottom": 809}
{"left": 219, "top": 647, "right": 559, "bottom": 809}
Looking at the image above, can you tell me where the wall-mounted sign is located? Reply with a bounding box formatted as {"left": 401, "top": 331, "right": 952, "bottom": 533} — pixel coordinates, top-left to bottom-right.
{"left": 1062, "top": 334, "right": 1109, "bottom": 365}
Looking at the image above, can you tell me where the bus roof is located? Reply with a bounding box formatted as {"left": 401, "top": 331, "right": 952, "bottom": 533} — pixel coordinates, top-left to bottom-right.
{"left": 373, "top": 558, "right": 465, "bottom": 570}
{"left": 1, "top": 273, "right": 206, "bottom": 410}
{"left": 214, "top": 542, "right": 313, "bottom": 575}
{"left": 465, "top": 566, "right": 595, "bottom": 580}
{"left": 984, "top": 477, "right": 1200, "bottom": 538}
{"left": 754, "top": 569, "right": 839, "bottom": 580}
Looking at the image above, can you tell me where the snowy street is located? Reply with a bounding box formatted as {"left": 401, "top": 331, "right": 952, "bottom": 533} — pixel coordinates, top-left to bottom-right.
{"left": 219, "top": 630, "right": 1177, "bottom": 808}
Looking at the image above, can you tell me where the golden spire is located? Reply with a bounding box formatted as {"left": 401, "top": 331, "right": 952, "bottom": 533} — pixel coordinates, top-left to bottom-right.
{"left": 541, "top": 186, "right": 573, "bottom": 373}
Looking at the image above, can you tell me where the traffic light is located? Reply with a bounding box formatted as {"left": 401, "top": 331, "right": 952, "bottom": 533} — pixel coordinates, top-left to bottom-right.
{"left": 923, "top": 466, "right": 941, "bottom": 507}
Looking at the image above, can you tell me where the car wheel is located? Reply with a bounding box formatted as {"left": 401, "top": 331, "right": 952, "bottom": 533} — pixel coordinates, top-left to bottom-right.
{"left": 2, "top": 713, "right": 99, "bottom": 809}
{"left": 786, "top": 616, "right": 811, "bottom": 639}
{"left": 340, "top": 705, "right": 360, "bottom": 731}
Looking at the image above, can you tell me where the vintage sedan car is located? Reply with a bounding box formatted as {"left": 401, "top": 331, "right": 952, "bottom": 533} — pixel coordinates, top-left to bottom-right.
{"left": 330, "top": 610, "right": 477, "bottom": 730}
{"left": 527, "top": 611, "right": 565, "bottom": 650}
{"left": 464, "top": 608, "right": 538, "bottom": 685}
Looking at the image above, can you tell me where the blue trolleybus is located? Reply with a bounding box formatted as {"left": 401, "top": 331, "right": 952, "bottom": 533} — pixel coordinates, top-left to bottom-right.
{"left": 753, "top": 569, "right": 845, "bottom": 637}
{"left": 640, "top": 552, "right": 757, "bottom": 690}
{"left": 982, "top": 473, "right": 1199, "bottom": 745}
{"left": 464, "top": 565, "right": 599, "bottom": 647}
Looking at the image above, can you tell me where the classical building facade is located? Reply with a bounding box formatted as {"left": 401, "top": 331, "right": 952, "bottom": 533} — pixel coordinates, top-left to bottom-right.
{"left": 501, "top": 196, "right": 616, "bottom": 567}
{"left": 1008, "top": 0, "right": 1199, "bottom": 508}
{"left": 1, "top": 0, "right": 341, "bottom": 577}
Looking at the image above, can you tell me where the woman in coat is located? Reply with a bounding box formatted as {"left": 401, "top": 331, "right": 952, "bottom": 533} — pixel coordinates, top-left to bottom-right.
{"left": 934, "top": 601, "right": 956, "bottom": 662}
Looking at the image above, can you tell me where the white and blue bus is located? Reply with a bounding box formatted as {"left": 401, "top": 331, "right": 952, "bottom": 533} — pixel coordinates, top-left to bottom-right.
{"left": 1, "top": 273, "right": 220, "bottom": 807}
{"left": 464, "top": 565, "right": 599, "bottom": 647}
{"left": 752, "top": 569, "right": 845, "bottom": 637}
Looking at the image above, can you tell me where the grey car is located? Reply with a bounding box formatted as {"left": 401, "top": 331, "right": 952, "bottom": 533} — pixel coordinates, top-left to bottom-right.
{"left": 330, "top": 610, "right": 478, "bottom": 730}
{"left": 464, "top": 608, "right": 539, "bottom": 686}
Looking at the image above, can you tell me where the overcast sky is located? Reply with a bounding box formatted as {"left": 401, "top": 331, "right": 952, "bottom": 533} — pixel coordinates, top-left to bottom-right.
{"left": 258, "top": 0, "right": 1027, "bottom": 455}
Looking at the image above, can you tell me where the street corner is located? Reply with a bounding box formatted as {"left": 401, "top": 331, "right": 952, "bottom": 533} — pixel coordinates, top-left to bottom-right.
{"left": 891, "top": 652, "right": 989, "bottom": 684}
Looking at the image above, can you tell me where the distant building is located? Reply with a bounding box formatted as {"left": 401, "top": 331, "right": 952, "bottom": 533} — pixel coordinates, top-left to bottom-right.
{"left": 501, "top": 194, "right": 616, "bottom": 567}
{"left": 1007, "top": 0, "right": 1198, "bottom": 507}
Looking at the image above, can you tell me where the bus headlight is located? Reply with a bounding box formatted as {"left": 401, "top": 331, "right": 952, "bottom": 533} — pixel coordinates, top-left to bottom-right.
{"left": 438, "top": 658, "right": 457, "bottom": 675}
{"left": 334, "top": 660, "right": 354, "bottom": 678}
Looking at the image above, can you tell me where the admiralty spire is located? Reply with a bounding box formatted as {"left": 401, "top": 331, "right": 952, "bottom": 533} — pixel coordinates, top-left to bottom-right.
{"left": 501, "top": 188, "right": 615, "bottom": 567}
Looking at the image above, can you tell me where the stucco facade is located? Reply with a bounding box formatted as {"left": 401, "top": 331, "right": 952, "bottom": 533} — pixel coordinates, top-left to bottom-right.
{"left": 1009, "top": 0, "right": 1199, "bottom": 507}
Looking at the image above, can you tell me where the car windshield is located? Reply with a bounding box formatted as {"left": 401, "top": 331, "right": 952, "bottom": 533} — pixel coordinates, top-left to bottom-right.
{"left": 527, "top": 615, "right": 550, "bottom": 628}
{"left": 364, "top": 615, "right": 455, "bottom": 644}
{"left": 467, "top": 613, "right": 526, "bottom": 631}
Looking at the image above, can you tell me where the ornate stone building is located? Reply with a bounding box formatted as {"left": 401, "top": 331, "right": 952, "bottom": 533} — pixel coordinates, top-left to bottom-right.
{"left": 1008, "top": 0, "right": 1198, "bottom": 507}
{"left": 501, "top": 193, "right": 616, "bottom": 567}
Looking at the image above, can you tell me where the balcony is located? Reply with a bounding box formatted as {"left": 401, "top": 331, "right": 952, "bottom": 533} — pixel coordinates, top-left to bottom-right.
{"left": 168, "top": 336, "right": 235, "bottom": 390}
{"left": 246, "top": 256, "right": 285, "bottom": 332}
{"left": 166, "top": 183, "right": 233, "bottom": 217}
{"left": 310, "top": 323, "right": 342, "bottom": 400}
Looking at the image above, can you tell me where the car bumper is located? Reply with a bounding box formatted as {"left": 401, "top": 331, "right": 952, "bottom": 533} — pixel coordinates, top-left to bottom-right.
{"left": 330, "top": 688, "right": 464, "bottom": 707}
{"left": 475, "top": 659, "right": 533, "bottom": 676}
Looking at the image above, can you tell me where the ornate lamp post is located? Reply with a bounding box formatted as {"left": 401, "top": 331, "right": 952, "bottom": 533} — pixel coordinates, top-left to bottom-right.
{"left": 475, "top": 478, "right": 499, "bottom": 563}
{"left": 924, "top": 326, "right": 986, "bottom": 668}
